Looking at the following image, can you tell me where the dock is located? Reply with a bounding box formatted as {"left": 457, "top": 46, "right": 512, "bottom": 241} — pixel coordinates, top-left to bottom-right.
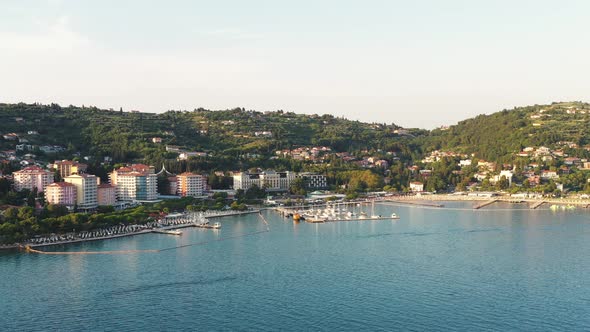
{"left": 204, "top": 210, "right": 260, "bottom": 219}
{"left": 381, "top": 200, "right": 444, "bottom": 208}
{"left": 529, "top": 200, "right": 546, "bottom": 209}
{"left": 152, "top": 229, "right": 183, "bottom": 236}
{"left": 192, "top": 223, "right": 221, "bottom": 229}
{"left": 305, "top": 215, "right": 400, "bottom": 223}
{"left": 473, "top": 199, "right": 498, "bottom": 209}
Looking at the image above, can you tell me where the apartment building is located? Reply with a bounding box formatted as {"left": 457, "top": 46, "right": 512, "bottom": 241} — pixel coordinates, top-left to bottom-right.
{"left": 64, "top": 174, "right": 98, "bottom": 209}
{"left": 13, "top": 166, "right": 54, "bottom": 192}
{"left": 45, "top": 182, "right": 76, "bottom": 206}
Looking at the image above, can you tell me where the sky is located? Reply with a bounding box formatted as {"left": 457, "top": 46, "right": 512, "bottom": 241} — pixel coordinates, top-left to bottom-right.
{"left": 1, "top": 0, "right": 590, "bottom": 129}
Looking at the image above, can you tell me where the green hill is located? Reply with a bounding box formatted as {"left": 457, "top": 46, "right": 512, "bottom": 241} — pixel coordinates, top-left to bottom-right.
{"left": 418, "top": 102, "right": 590, "bottom": 161}
{"left": 0, "top": 103, "right": 419, "bottom": 167}
{"left": 3, "top": 101, "right": 590, "bottom": 169}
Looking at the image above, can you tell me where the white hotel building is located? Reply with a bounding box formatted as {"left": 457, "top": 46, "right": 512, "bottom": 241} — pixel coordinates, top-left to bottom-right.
{"left": 233, "top": 171, "right": 326, "bottom": 191}
{"left": 109, "top": 165, "right": 158, "bottom": 202}
{"left": 64, "top": 174, "right": 98, "bottom": 209}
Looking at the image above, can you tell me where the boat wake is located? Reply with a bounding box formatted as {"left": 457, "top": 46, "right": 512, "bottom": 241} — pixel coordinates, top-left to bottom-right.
{"left": 109, "top": 276, "right": 240, "bottom": 296}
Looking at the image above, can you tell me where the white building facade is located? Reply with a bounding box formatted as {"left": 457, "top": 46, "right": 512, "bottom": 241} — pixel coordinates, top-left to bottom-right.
{"left": 233, "top": 171, "right": 296, "bottom": 191}
{"left": 297, "top": 173, "right": 328, "bottom": 189}
{"left": 13, "top": 166, "right": 54, "bottom": 192}
{"left": 177, "top": 172, "right": 207, "bottom": 197}
{"left": 64, "top": 174, "right": 98, "bottom": 209}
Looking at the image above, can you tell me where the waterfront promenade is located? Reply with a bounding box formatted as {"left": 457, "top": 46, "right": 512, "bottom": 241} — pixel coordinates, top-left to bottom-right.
{"left": 2, "top": 209, "right": 261, "bottom": 251}
{"left": 384, "top": 194, "right": 590, "bottom": 208}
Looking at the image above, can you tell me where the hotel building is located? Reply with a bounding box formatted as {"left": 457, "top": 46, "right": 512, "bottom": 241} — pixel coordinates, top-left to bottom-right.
{"left": 97, "top": 184, "right": 117, "bottom": 206}
{"left": 109, "top": 164, "right": 158, "bottom": 201}
{"left": 232, "top": 170, "right": 296, "bottom": 191}
{"left": 45, "top": 182, "right": 77, "bottom": 206}
{"left": 64, "top": 174, "right": 98, "bottom": 209}
{"left": 51, "top": 160, "right": 88, "bottom": 178}
{"left": 13, "top": 166, "right": 54, "bottom": 192}
{"left": 177, "top": 172, "right": 207, "bottom": 197}
{"left": 297, "top": 172, "right": 328, "bottom": 189}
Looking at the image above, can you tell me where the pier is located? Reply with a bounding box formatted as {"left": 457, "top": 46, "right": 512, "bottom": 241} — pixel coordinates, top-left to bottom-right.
{"left": 204, "top": 210, "right": 260, "bottom": 219}
{"left": 305, "top": 215, "right": 400, "bottom": 223}
{"left": 192, "top": 223, "right": 221, "bottom": 229}
{"left": 473, "top": 199, "right": 498, "bottom": 209}
{"left": 380, "top": 200, "right": 444, "bottom": 208}
{"left": 529, "top": 200, "right": 546, "bottom": 209}
{"left": 152, "top": 229, "right": 183, "bottom": 236}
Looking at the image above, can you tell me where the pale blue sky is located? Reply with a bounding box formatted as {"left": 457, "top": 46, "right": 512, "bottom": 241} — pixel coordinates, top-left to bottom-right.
{"left": 1, "top": 1, "right": 589, "bottom": 128}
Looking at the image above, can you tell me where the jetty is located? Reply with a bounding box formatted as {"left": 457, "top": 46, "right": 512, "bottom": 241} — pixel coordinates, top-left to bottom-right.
{"left": 529, "top": 200, "right": 546, "bottom": 209}
{"left": 152, "top": 229, "right": 182, "bottom": 236}
{"left": 305, "top": 215, "right": 400, "bottom": 223}
{"left": 381, "top": 200, "right": 444, "bottom": 208}
{"left": 474, "top": 199, "right": 498, "bottom": 209}
{"left": 204, "top": 210, "right": 260, "bottom": 219}
{"left": 192, "top": 222, "right": 221, "bottom": 229}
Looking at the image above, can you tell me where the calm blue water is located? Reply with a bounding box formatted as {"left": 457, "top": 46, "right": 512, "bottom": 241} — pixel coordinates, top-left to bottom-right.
{"left": 2, "top": 202, "right": 590, "bottom": 331}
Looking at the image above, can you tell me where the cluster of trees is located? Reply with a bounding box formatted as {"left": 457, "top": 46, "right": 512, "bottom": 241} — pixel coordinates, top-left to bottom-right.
{"left": 0, "top": 205, "right": 152, "bottom": 244}
{"left": 336, "top": 170, "right": 384, "bottom": 193}
{"left": 422, "top": 102, "right": 590, "bottom": 161}
{"left": 0, "top": 103, "right": 413, "bottom": 167}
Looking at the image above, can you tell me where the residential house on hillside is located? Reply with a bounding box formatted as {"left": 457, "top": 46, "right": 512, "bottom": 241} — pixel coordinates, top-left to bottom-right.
{"left": 541, "top": 170, "right": 559, "bottom": 180}
{"left": 564, "top": 157, "right": 581, "bottom": 166}
{"left": 3, "top": 133, "right": 18, "bottom": 140}
{"left": 409, "top": 181, "right": 424, "bottom": 192}
{"left": 178, "top": 151, "right": 207, "bottom": 160}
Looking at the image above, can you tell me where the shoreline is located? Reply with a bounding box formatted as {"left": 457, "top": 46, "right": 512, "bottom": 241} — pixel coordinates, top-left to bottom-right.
{"left": 1, "top": 209, "right": 261, "bottom": 252}
{"left": 384, "top": 194, "right": 590, "bottom": 207}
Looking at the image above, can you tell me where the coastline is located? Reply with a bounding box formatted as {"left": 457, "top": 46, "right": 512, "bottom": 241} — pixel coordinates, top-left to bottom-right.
{"left": 1, "top": 209, "right": 261, "bottom": 252}
{"left": 384, "top": 194, "right": 590, "bottom": 207}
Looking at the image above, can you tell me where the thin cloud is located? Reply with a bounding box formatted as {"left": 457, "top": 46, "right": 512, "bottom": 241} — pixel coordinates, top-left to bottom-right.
{"left": 0, "top": 15, "right": 91, "bottom": 53}
{"left": 202, "top": 28, "right": 263, "bottom": 40}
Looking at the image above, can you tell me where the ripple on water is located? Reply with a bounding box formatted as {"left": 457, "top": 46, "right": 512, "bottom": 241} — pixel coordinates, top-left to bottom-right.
{"left": 2, "top": 206, "right": 590, "bottom": 331}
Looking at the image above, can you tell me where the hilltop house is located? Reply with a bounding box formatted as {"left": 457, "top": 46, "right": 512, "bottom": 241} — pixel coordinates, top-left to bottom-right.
{"left": 409, "top": 181, "right": 424, "bottom": 192}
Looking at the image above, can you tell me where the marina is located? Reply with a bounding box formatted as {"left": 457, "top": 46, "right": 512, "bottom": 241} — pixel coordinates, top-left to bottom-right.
{"left": 278, "top": 200, "right": 400, "bottom": 223}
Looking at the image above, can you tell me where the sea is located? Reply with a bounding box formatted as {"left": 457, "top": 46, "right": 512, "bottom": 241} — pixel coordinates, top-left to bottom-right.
{"left": 1, "top": 201, "right": 590, "bottom": 331}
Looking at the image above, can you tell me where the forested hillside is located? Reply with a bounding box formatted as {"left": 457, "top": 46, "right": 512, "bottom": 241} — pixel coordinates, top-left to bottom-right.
{"left": 3, "top": 101, "right": 590, "bottom": 170}
{"left": 0, "top": 103, "right": 423, "bottom": 168}
{"left": 418, "top": 102, "right": 590, "bottom": 161}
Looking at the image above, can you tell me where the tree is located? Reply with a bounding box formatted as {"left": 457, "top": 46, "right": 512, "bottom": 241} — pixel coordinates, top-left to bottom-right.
{"left": 26, "top": 188, "right": 37, "bottom": 207}
{"left": 46, "top": 204, "right": 69, "bottom": 218}
{"left": 3, "top": 207, "right": 18, "bottom": 222}
{"left": 17, "top": 206, "right": 34, "bottom": 220}
{"left": 245, "top": 184, "right": 266, "bottom": 199}
{"left": 496, "top": 176, "right": 510, "bottom": 190}
{"left": 289, "top": 178, "right": 307, "bottom": 195}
